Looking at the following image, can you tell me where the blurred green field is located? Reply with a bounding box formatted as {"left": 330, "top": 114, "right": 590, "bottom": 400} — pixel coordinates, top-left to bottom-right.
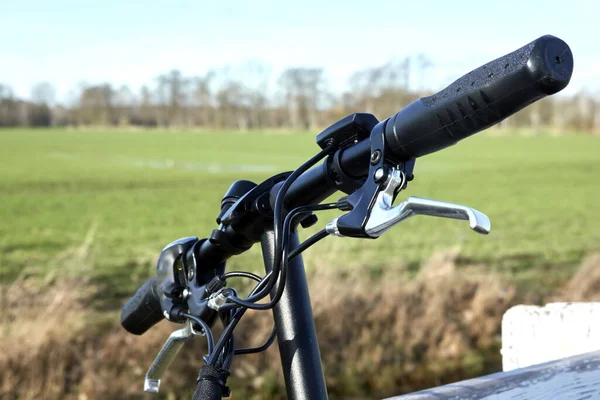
{"left": 1, "top": 128, "right": 599, "bottom": 298}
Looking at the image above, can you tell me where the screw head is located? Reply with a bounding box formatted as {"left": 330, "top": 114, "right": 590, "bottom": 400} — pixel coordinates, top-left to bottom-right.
{"left": 370, "top": 150, "right": 382, "bottom": 165}
{"left": 187, "top": 267, "right": 194, "bottom": 281}
{"left": 374, "top": 167, "right": 387, "bottom": 183}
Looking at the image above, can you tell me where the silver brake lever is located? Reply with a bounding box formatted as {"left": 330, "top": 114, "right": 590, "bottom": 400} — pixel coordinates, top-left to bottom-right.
{"left": 327, "top": 168, "right": 491, "bottom": 238}
{"left": 144, "top": 321, "right": 205, "bottom": 393}
{"left": 365, "top": 195, "right": 491, "bottom": 237}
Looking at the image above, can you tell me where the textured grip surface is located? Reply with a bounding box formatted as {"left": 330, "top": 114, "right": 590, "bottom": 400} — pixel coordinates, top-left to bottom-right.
{"left": 192, "top": 365, "right": 228, "bottom": 400}
{"left": 120, "top": 276, "right": 164, "bottom": 335}
{"left": 385, "top": 35, "right": 573, "bottom": 160}
{"left": 192, "top": 379, "right": 223, "bottom": 400}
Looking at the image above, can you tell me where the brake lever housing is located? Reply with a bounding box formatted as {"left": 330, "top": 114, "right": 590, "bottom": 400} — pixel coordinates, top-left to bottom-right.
{"left": 327, "top": 167, "right": 491, "bottom": 238}
{"left": 329, "top": 119, "right": 415, "bottom": 238}
{"left": 326, "top": 119, "right": 490, "bottom": 238}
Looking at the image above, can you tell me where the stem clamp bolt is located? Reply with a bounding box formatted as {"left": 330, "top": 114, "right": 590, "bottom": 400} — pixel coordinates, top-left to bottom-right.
{"left": 370, "top": 150, "right": 382, "bottom": 165}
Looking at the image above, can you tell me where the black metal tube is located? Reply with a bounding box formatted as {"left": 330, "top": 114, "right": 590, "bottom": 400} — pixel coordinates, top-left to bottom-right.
{"left": 335, "top": 139, "right": 371, "bottom": 178}
{"left": 260, "top": 230, "right": 328, "bottom": 400}
{"left": 281, "top": 162, "right": 337, "bottom": 210}
{"left": 282, "top": 139, "right": 371, "bottom": 210}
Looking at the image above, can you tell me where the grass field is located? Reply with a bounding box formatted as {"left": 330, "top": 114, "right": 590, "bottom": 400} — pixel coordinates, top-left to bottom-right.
{"left": 1, "top": 128, "right": 600, "bottom": 399}
{"left": 1, "top": 128, "right": 599, "bottom": 296}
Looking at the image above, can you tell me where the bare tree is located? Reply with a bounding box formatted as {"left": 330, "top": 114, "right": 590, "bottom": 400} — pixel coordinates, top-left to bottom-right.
{"left": 78, "top": 84, "right": 114, "bottom": 125}
{"left": 240, "top": 60, "right": 272, "bottom": 129}
{"left": 27, "top": 82, "right": 56, "bottom": 127}
{"left": 215, "top": 80, "right": 250, "bottom": 130}
{"left": 156, "top": 70, "right": 189, "bottom": 127}
{"left": 349, "top": 61, "right": 409, "bottom": 119}
{"left": 0, "top": 56, "right": 596, "bottom": 133}
{"left": 279, "top": 68, "right": 324, "bottom": 130}
{"left": 400, "top": 57, "right": 411, "bottom": 91}
{"left": 593, "top": 97, "right": 600, "bottom": 134}
{"left": 31, "top": 82, "right": 56, "bottom": 107}
{"left": 193, "top": 71, "right": 215, "bottom": 127}
{"left": 0, "top": 84, "right": 20, "bottom": 127}
{"left": 136, "top": 85, "right": 157, "bottom": 127}
{"left": 115, "top": 85, "right": 135, "bottom": 126}
{"left": 416, "top": 54, "right": 434, "bottom": 93}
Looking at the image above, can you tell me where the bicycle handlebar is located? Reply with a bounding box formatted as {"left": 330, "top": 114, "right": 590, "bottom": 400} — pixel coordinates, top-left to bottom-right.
{"left": 282, "top": 35, "right": 573, "bottom": 209}
{"left": 385, "top": 35, "right": 573, "bottom": 160}
{"left": 120, "top": 276, "right": 164, "bottom": 335}
{"left": 121, "top": 33, "right": 573, "bottom": 338}
{"left": 121, "top": 33, "right": 573, "bottom": 400}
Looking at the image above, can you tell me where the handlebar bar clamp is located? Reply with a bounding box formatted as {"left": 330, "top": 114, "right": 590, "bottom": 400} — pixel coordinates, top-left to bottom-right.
{"left": 329, "top": 150, "right": 364, "bottom": 194}
{"left": 333, "top": 118, "right": 416, "bottom": 238}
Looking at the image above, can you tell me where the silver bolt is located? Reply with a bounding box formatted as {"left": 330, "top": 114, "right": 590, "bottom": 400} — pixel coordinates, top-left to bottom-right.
{"left": 374, "top": 167, "right": 385, "bottom": 182}
{"left": 182, "top": 288, "right": 190, "bottom": 299}
{"left": 187, "top": 267, "right": 194, "bottom": 281}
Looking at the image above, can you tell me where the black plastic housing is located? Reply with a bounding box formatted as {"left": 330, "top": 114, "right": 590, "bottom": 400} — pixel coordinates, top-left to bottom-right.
{"left": 385, "top": 35, "right": 573, "bottom": 160}
{"left": 121, "top": 237, "right": 200, "bottom": 335}
{"left": 316, "top": 113, "right": 378, "bottom": 150}
{"left": 217, "top": 180, "right": 257, "bottom": 224}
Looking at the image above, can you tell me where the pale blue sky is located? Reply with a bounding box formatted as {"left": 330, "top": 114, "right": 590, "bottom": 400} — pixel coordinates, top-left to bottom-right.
{"left": 1, "top": 0, "right": 598, "bottom": 102}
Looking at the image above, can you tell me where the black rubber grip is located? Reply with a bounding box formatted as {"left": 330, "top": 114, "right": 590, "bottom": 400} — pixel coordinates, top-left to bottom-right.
{"left": 385, "top": 34, "right": 573, "bottom": 160}
{"left": 120, "top": 276, "right": 164, "bottom": 335}
{"left": 192, "top": 365, "right": 229, "bottom": 400}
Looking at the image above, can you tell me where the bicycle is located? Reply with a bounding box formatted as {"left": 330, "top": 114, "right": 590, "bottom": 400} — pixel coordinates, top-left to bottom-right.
{"left": 120, "top": 34, "right": 573, "bottom": 399}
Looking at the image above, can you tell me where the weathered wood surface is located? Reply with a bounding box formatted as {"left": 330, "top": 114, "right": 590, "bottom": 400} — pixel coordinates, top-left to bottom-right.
{"left": 386, "top": 350, "right": 600, "bottom": 400}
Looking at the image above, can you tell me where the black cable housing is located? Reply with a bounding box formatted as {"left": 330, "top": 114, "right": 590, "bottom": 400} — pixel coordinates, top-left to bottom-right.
{"left": 181, "top": 312, "right": 215, "bottom": 356}
{"left": 222, "top": 203, "right": 336, "bottom": 311}
{"left": 239, "top": 145, "right": 336, "bottom": 304}
{"left": 288, "top": 229, "right": 329, "bottom": 261}
{"left": 234, "top": 326, "right": 277, "bottom": 355}
{"left": 205, "top": 146, "right": 337, "bottom": 366}
{"left": 207, "top": 215, "right": 332, "bottom": 365}
{"left": 222, "top": 271, "right": 262, "bottom": 283}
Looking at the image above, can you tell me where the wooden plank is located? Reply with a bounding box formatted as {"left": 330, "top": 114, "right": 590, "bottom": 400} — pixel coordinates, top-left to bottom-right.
{"left": 386, "top": 350, "right": 600, "bottom": 400}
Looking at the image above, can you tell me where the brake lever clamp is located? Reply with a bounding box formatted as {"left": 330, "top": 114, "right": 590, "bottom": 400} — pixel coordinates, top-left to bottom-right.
{"left": 324, "top": 119, "right": 415, "bottom": 238}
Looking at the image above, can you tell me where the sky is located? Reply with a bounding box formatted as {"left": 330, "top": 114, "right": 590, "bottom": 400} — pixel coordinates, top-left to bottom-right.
{"left": 1, "top": 0, "right": 598, "bottom": 102}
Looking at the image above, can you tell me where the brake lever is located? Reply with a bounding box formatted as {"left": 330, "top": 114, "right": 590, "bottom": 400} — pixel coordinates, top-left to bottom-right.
{"left": 327, "top": 168, "right": 491, "bottom": 238}
{"left": 144, "top": 321, "right": 205, "bottom": 393}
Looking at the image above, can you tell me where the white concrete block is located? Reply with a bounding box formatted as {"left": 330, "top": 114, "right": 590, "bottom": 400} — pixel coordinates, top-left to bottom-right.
{"left": 502, "top": 302, "right": 600, "bottom": 371}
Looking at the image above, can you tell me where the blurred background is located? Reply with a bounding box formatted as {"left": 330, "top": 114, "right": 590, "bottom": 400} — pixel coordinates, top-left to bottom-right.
{"left": 1, "top": 0, "right": 599, "bottom": 399}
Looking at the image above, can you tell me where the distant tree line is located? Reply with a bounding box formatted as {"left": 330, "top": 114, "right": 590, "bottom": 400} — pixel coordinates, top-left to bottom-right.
{"left": 1, "top": 59, "right": 599, "bottom": 133}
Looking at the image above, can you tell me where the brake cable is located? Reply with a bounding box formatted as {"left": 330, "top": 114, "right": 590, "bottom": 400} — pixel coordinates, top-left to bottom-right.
{"left": 220, "top": 202, "right": 337, "bottom": 311}
{"left": 206, "top": 203, "right": 335, "bottom": 365}
{"left": 235, "top": 144, "right": 336, "bottom": 305}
